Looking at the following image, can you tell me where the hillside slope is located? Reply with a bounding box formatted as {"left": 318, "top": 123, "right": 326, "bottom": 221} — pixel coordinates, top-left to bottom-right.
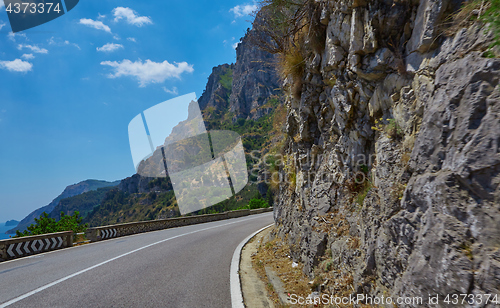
{"left": 6, "top": 179, "right": 119, "bottom": 234}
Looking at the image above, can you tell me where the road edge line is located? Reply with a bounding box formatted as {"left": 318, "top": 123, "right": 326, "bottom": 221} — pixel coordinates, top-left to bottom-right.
{"left": 230, "top": 223, "right": 274, "bottom": 308}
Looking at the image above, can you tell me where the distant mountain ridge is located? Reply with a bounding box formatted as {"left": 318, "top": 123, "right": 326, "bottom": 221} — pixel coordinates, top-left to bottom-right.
{"left": 6, "top": 179, "right": 119, "bottom": 234}
{"left": 5, "top": 220, "right": 18, "bottom": 227}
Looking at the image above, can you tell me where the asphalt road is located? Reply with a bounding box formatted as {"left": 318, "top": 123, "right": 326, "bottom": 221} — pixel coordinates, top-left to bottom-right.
{"left": 0, "top": 212, "right": 274, "bottom": 308}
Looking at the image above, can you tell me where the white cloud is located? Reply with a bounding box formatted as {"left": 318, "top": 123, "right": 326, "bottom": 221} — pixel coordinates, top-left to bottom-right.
{"left": 232, "top": 42, "right": 239, "bottom": 49}
{"left": 17, "top": 44, "right": 48, "bottom": 54}
{"left": 113, "top": 35, "right": 120, "bottom": 40}
{"left": 97, "top": 43, "right": 124, "bottom": 52}
{"left": 230, "top": 4, "right": 257, "bottom": 18}
{"left": 127, "top": 37, "right": 137, "bottom": 43}
{"left": 21, "top": 53, "right": 35, "bottom": 60}
{"left": 100, "top": 59, "right": 194, "bottom": 87}
{"left": 65, "top": 40, "right": 81, "bottom": 50}
{"left": 98, "top": 13, "right": 106, "bottom": 19}
{"left": 0, "top": 22, "right": 5, "bottom": 30}
{"left": 48, "top": 37, "right": 80, "bottom": 49}
{"left": 0, "top": 59, "right": 33, "bottom": 73}
{"left": 79, "top": 18, "right": 112, "bottom": 33}
{"left": 8, "top": 32, "right": 27, "bottom": 42}
{"left": 162, "top": 86, "right": 178, "bottom": 95}
{"left": 113, "top": 7, "right": 152, "bottom": 26}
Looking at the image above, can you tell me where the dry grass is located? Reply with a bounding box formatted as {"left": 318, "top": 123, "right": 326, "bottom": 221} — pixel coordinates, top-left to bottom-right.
{"left": 347, "top": 236, "right": 360, "bottom": 250}
{"left": 252, "top": 235, "right": 311, "bottom": 307}
{"left": 391, "top": 182, "right": 407, "bottom": 201}
{"left": 280, "top": 44, "right": 306, "bottom": 81}
{"left": 443, "top": 0, "right": 491, "bottom": 36}
{"left": 280, "top": 45, "right": 305, "bottom": 100}
{"left": 401, "top": 152, "right": 411, "bottom": 166}
{"left": 323, "top": 77, "right": 337, "bottom": 88}
{"left": 388, "top": 39, "right": 407, "bottom": 75}
{"left": 252, "top": 234, "right": 370, "bottom": 307}
{"left": 252, "top": 226, "right": 377, "bottom": 308}
{"left": 73, "top": 233, "right": 90, "bottom": 246}
{"left": 278, "top": 26, "right": 309, "bottom": 100}
{"left": 312, "top": 211, "right": 350, "bottom": 237}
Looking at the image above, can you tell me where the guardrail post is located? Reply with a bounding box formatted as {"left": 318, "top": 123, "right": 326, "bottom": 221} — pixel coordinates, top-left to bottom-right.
{"left": 66, "top": 232, "right": 74, "bottom": 247}
{"left": 85, "top": 228, "right": 98, "bottom": 242}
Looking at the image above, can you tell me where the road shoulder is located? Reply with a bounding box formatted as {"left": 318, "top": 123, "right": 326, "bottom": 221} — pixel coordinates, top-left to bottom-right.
{"left": 240, "top": 226, "right": 276, "bottom": 308}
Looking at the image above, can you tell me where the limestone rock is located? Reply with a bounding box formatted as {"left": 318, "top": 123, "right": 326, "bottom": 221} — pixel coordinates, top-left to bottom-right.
{"left": 271, "top": 0, "right": 500, "bottom": 303}
{"left": 349, "top": 8, "right": 364, "bottom": 55}
{"left": 406, "top": 0, "right": 450, "bottom": 53}
{"left": 229, "top": 18, "right": 280, "bottom": 120}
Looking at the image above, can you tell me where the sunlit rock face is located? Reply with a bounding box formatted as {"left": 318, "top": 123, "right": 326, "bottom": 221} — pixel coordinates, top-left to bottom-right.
{"left": 273, "top": 0, "right": 500, "bottom": 303}
{"left": 198, "top": 15, "right": 281, "bottom": 122}
{"left": 229, "top": 24, "right": 281, "bottom": 121}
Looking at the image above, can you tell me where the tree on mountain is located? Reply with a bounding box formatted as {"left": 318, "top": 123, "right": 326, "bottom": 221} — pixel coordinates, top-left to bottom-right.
{"left": 248, "top": 198, "right": 269, "bottom": 209}
{"left": 15, "top": 211, "right": 88, "bottom": 237}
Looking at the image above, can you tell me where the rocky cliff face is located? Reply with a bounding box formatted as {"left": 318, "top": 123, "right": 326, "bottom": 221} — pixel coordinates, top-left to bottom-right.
{"left": 272, "top": 0, "right": 500, "bottom": 303}
{"left": 198, "top": 22, "right": 280, "bottom": 121}
{"left": 198, "top": 64, "right": 234, "bottom": 111}
{"left": 229, "top": 27, "right": 281, "bottom": 121}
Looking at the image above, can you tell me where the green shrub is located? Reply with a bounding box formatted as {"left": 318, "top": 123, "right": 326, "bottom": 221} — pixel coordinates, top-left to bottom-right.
{"left": 249, "top": 198, "right": 269, "bottom": 209}
{"left": 15, "top": 211, "right": 88, "bottom": 237}
{"left": 356, "top": 181, "right": 373, "bottom": 206}
{"left": 446, "top": 0, "right": 500, "bottom": 54}
{"left": 219, "top": 68, "right": 233, "bottom": 92}
{"left": 482, "top": 0, "right": 500, "bottom": 47}
{"left": 239, "top": 198, "right": 269, "bottom": 210}
{"left": 386, "top": 118, "right": 403, "bottom": 139}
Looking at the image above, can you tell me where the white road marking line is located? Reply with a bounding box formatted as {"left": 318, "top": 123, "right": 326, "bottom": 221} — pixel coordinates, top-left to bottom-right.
{"left": 0, "top": 214, "right": 271, "bottom": 308}
{"left": 230, "top": 223, "right": 274, "bottom": 308}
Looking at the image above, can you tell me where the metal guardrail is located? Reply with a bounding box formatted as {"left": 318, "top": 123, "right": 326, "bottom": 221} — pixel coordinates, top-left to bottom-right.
{"left": 0, "top": 208, "right": 273, "bottom": 262}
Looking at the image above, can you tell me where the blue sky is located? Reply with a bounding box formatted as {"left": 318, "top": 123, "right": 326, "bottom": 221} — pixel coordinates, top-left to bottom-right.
{"left": 0, "top": 0, "right": 258, "bottom": 221}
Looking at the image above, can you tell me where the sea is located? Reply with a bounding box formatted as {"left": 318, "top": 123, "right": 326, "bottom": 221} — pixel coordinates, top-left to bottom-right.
{"left": 0, "top": 222, "right": 16, "bottom": 240}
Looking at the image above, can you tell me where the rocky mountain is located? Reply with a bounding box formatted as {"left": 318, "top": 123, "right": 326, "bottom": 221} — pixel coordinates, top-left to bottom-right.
{"left": 199, "top": 22, "right": 281, "bottom": 122}
{"left": 47, "top": 186, "right": 117, "bottom": 221}
{"left": 7, "top": 179, "right": 119, "bottom": 234}
{"left": 198, "top": 64, "right": 234, "bottom": 111}
{"left": 228, "top": 27, "right": 281, "bottom": 121}
{"left": 266, "top": 0, "right": 500, "bottom": 303}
